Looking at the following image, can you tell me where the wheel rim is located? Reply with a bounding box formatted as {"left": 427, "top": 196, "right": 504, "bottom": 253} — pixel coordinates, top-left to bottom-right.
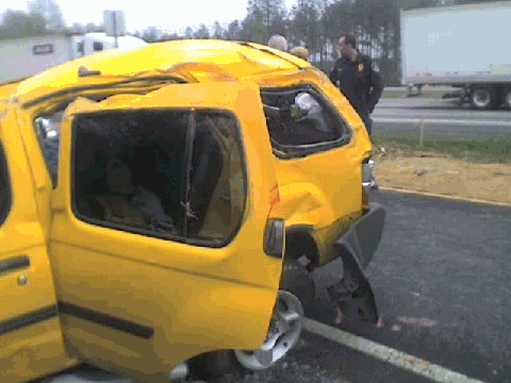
{"left": 473, "top": 89, "right": 491, "bottom": 108}
{"left": 505, "top": 91, "right": 511, "bottom": 108}
{"left": 234, "top": 290, "right": 304, "bottom": 370}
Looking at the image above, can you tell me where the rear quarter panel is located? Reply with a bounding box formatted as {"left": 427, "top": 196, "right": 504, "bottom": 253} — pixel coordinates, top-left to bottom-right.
{"left": 256, "top": 69, "right": 372, "bottom": 264}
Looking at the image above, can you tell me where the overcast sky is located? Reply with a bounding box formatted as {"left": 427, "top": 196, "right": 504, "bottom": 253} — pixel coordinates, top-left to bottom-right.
{"left": 3, "top": 0, "right": 298, "bottom": 34}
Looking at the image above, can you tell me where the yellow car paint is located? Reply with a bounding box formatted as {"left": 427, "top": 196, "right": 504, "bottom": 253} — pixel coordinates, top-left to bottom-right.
{"left": 0, "top": 39, "right": 379, "bottom": 382}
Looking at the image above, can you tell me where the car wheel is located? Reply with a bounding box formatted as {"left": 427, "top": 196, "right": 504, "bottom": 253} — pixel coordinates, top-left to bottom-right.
{"left": 233, "top": 289, "right": 304, "bottom": 370}
{"left": 191, "top": 261, "right": 312, "bottom": 377}
{"left": 470, "top": 86, "right": 496, "bottom": 110}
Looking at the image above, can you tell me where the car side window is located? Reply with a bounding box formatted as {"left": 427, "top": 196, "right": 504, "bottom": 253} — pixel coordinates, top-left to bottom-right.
{"left": 0, "top": 142, "right": 12, "bottom": 226}
{"left": 72, "top": 109, "right": 246, "bottom": 246}
{"left": 73, "top": 110, "right": 188, "bottom": 238}
{"left": 185, "top": 111, "right": 246, "bottom": 244}
{"left": 261, "top": 85, "right": 349, "bottom": 156}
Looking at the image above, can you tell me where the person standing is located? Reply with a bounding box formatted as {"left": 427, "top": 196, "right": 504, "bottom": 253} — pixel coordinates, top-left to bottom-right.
{"left": 290, "top": 46, "right": 309, "bottom": 61}
{"left": 329, "top": 32, "right": 384, "bottom": 135}
{"left": 267, "top": 34, "right": 288, "bottom": 51}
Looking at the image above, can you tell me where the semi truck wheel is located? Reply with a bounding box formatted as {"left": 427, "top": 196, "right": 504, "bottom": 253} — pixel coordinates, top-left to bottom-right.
{"left": 407, "top": 84, "right": 422, "bottom": 97}
{"left": 503, "top": 88, "right": 511, "bottom": 110}
{"left": 470, "top": 86, "right": 497, "bottom": 110}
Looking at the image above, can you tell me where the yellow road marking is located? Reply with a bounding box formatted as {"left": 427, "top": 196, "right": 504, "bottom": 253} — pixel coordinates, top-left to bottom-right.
{"left": 379, "top": 186, "right": 511, "bottom": 208}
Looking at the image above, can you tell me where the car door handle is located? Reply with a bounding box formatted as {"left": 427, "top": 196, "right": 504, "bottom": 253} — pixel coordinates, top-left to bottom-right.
{"left": 0, "top": 255, "right": 30, "bottom": 276}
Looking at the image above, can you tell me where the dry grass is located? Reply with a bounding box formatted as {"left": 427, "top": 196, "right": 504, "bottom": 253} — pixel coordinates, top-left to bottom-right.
{"left": 373, "top": 150, "right": 511, "bottom": 204}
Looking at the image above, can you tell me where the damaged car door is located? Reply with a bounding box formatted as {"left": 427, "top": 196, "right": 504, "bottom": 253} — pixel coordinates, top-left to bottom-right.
{"left": 47, "top": 81, "right": 286, "bottom": 382}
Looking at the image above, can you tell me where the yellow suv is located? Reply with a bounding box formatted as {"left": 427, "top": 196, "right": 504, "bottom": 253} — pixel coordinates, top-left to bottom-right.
{"left": 0, "top": 40, "right": 385, "bottom": 382}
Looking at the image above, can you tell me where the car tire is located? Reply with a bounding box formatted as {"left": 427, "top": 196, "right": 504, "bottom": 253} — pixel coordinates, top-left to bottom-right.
{"left": 232, "top": 260, "right": 313, "bottom": 372}
{"left": 233, "top": 289, "right": 304, "bottom": 371}
{"left": 470, "top": 85, "right": 497, "bottom": 110}
{"left": 189, "top": 261, "right": 314, "bottom": 379}
{"left": 503, "top": 88, "right": 511, "bottom": 110}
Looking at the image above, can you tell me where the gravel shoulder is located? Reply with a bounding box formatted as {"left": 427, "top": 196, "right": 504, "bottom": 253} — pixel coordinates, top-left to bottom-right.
{"left": 374, "top": 152, "right": 511, "bottom": 205}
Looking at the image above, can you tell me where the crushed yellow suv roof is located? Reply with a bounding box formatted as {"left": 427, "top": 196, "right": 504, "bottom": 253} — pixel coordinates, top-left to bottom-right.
{"left": 13, "top": 40, "right": 310, "bottom": 97}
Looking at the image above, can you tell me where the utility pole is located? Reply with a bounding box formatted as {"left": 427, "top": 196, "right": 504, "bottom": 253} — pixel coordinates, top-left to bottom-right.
{"left": 104, "top": 10, "right": 124, "bottom": 49}
{"left": 113, "top": 12, "right": 118, "bottom": 48}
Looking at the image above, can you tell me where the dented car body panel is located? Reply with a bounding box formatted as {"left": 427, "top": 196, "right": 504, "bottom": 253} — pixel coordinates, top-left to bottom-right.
{"left": 0, "top": 39, "right": 385, "bottom": 382}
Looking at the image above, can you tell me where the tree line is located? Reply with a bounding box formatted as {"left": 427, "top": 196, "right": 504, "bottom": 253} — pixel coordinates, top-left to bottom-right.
{"left": 133, "top": 0, "right": 503, "bottom": 85}
{"left": 1, "top": 0, "right": 502, "bottom": 85}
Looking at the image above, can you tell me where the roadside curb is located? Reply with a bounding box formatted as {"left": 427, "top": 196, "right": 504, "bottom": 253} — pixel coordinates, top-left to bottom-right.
{"left": 379, "top": 186, "right": 511, "bottom": 208}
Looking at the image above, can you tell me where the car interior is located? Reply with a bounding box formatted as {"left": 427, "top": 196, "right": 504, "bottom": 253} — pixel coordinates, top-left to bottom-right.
{"left": 260, "top": 85, "right": 346, "bottom": 150}
{"left": 33, "top": 100, "right": 246, "bottom": 244}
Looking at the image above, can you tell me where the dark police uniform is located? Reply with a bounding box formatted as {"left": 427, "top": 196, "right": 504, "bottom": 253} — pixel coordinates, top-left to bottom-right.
{"left": 329, "top": 53, "right": 384, "bottom": 135}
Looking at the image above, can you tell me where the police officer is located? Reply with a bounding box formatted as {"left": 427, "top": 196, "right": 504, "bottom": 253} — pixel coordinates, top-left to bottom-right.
{"left": 329, "top": 32, "right": 384, "bottom": 135}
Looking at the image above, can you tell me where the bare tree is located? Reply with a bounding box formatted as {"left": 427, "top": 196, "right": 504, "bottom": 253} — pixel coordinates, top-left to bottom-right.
{"left": 28, "top": 0, "right": 65, "bottom": 30}
{"left": 240, "top": 10, "right": 266, "bottom": 43}
{"left": 70, "top": 22, "right": 84, "bottom": 34}
{"left": 85, "top": 22, "right": 104, "bottom": 33}
{"left": 184, "top": 26, "right": 194, "bottom": 39}
{"left": 142, "top": 26, "right": 159, "bottom": 42}
{"left": 244, "top": 0, "right": 288, "bottom": 43}
{"left": 0, "top": 9, "right": 47, "bottom": 38}
{"left": 225, "top": 20, "right": 241, "bottom": 40}
{"left": 194, "top": 23, "right": 210, "bottom": 39}
{"left": 122, "top": 0, "right": 462, "bottom": 84}
{"left": 322, "top": 1, "right": 353, "bottom": 47}
{"left": 212, "top": 21, "right": 224, "bottom": 39}
{"left": 290, "top": 0, "right": 321, "bottom": 51}
{"left": 160, "top": 32, "right": 181, "bottom": 41}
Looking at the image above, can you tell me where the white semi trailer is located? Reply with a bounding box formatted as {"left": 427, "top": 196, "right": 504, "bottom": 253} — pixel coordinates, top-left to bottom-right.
{"left": 0, "top": 32, "right": 147, "bottom": 82}
{"left": 401, "top": 1, "right": 511, "bottom": 110}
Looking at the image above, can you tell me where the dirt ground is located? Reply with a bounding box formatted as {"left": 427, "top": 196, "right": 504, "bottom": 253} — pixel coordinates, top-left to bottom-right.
{"left": 373, "top": 151, "right": 511, "bottom": 205}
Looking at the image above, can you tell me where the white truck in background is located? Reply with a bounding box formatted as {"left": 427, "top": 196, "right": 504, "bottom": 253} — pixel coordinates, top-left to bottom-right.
{"left": 0, "top": 32, "right": 147, "bottom": 82}
{"left": 401, "top": 1, "right": 511, "bottom": 110}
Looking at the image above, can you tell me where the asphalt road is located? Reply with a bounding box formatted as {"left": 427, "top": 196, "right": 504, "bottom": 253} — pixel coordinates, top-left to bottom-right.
{"left": 47, "top": 190, "right": 510, "bottom": 383}
{"left": 373, "top": 98, "right": 511, "bottom": 139}
{"left": 308, "top": 190, "right": 511, "bottom": 383}
{"left": 209, "top": 190, "right": 511, "bottom": 383}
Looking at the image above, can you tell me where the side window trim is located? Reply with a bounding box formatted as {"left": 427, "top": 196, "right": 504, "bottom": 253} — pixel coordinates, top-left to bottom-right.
{"left": 181, "top": 112, "right": 196, "bottom": 237}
